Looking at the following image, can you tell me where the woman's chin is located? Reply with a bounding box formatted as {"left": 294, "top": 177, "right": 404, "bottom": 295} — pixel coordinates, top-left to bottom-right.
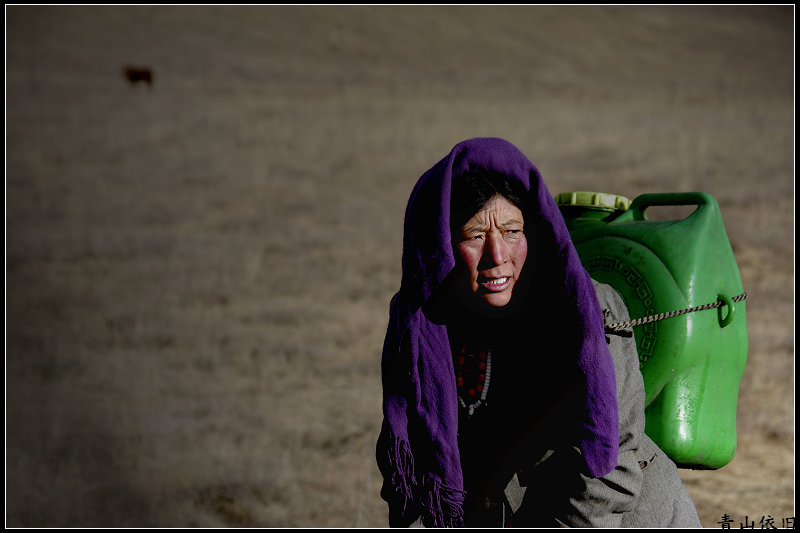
{"left": 480, "top": 293, "right": 513, "bottom": 309}
{"left": 453, "top": 277, "right": 525, "bottom": 318}
{"left": 468, "top": 291, "right": 525, "bottom": 318}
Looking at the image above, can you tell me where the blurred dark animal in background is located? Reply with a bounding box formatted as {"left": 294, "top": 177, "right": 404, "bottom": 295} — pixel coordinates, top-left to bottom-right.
{"left": 124, "top": 66, "right": 153, "bottom": 86}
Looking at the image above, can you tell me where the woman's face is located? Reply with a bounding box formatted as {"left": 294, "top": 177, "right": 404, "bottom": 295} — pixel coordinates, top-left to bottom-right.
{"left": 454, "top": 194, "right": 528, "bottom": 313}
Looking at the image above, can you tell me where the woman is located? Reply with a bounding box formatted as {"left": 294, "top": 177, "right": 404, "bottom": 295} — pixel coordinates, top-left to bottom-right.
{"left": 376, "top": 138, "right": 701, "bottom": 527}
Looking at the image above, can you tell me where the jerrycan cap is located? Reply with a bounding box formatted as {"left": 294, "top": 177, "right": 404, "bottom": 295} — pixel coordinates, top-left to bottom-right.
{"left": 555, "top": 191, "right": 632, "bottom": 212}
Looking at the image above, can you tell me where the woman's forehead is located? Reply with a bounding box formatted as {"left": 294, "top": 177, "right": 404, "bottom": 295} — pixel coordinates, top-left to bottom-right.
{"left": 461, "top": 196, "right": 525, "bottom": 229}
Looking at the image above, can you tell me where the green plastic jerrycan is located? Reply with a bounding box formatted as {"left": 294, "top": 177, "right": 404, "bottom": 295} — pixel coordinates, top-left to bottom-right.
{"left": 555, "top": 191, "right": 748, "bottom": 469}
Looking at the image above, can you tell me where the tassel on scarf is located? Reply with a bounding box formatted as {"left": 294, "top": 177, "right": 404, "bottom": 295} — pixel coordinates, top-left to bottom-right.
{"left": 387, "top": 433, "right": 466, "bottom": 527}
{"left": 387, "top": 434, "right": 415, "bottom": 514}
{"left": 423, "top": 473, "right": 466, "bottom": 527}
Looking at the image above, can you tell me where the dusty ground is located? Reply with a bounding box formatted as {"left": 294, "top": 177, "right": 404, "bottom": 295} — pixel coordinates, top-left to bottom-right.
{"left": 5, "top": 6, "right": 794, "bottom": 528}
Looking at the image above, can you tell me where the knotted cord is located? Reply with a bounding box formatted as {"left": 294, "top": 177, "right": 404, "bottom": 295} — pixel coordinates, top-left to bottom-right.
{"left": 604, "top": 292, "right": 748, "bottom": 335}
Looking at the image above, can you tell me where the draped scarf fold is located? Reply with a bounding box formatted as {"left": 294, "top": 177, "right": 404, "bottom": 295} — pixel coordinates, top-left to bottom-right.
{"left": 377, "top": 138, "right": 619, "bottom": 527}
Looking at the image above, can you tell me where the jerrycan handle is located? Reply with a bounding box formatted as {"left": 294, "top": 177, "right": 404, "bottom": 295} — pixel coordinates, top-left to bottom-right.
{"left": 612, "top": 192, "right": 717, "bottom": 223}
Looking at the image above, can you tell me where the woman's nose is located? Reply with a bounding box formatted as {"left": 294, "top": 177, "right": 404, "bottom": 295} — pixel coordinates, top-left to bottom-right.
{"left": 484, "top": 232, "right": 509, "bottom": 265}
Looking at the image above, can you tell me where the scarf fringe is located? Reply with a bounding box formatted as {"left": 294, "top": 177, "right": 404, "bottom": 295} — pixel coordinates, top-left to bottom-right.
{"left": 387, "top": 434, "right": 416, "bottom": 515}
{"left": 387, "top": 434, "right": 466, "bottom": 527}
{"left": 423, "top": 473, "right": 466, "bottom": 527}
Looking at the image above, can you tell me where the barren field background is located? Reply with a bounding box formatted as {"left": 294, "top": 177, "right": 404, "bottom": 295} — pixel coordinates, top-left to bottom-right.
{"left": 5, "top": 6, "right": 794, "bottom": 528}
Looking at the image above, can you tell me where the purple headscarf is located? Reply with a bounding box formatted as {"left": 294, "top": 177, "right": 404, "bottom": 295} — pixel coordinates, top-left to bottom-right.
{"left": 377, "top": 138, "right": 619, "bottom": 527}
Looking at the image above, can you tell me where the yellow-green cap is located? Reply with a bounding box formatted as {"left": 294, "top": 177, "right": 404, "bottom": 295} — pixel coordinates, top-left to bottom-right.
{"left": 554, "top": 191, "right": 631, "bottom": 212}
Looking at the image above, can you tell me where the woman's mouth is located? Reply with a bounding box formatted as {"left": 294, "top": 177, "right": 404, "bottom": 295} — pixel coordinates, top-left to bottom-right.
{"left": 481, "top": 277, "right": 510, "bottom": 292}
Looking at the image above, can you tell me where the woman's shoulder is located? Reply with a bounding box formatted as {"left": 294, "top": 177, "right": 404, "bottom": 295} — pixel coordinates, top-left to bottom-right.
{"left": 591, "top": 279, "right": 631, "bottom": 323}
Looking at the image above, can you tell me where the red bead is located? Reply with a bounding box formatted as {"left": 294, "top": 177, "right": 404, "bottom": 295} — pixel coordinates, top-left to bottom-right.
{"left": 476, "top": 384, "right": 483, "bottom": 392}
{"left": 457, "top": 377, "right": 463, "bottom": 386}
{"left": 480, "top": 351, "right": 487, "bottom": 359}
{"left": 478, "top": 374, "right": 485, "bottom": 381}
{"left": 468, "top": 388, "right": 476, "bottom": 397}
{"left": 457, "top": 356, "right": 464, "bottom": 366}
{"left": 478, "top": 362, "right": 486, "bottom": 371}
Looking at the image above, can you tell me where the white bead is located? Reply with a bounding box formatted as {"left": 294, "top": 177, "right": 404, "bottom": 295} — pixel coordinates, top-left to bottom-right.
{"left": 458, "top": 348, "right": 494, "bottom": 416}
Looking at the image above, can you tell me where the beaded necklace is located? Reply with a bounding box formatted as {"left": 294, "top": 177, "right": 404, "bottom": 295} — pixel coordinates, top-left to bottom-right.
{"left": 454, "top": 343, "right": 493, "bottom": 417}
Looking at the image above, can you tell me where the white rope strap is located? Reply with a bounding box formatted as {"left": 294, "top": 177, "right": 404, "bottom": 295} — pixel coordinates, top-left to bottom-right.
{"left": 604, "top": 292, "right": 748, "bottom": 334}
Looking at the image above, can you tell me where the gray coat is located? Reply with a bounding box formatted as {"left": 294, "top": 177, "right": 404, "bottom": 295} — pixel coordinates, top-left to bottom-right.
{"left": 501, "top": 281, "right": 701, "bottom": 527}
{"left": 411, "top": 281, "right": 702, "bottom": 528}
